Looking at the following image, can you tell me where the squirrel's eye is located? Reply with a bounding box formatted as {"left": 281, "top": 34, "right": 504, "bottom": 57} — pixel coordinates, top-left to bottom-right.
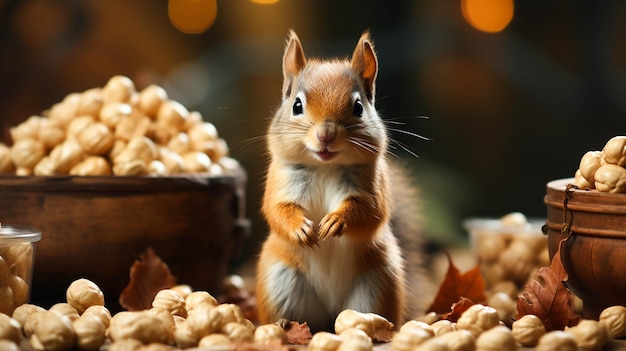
{"left": 292, "top": 97, "right": 304, "bottom": 115}
{"left": 353, "top": 99, "right": 363, "bottom": 117}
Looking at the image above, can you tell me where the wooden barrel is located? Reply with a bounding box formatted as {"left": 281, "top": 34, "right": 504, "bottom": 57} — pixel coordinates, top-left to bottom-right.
{"left": 0, "top": 168, "right": 249, "bottom": 311}
{"left": 544, "top": 178, "right": 626, "bottom": 319}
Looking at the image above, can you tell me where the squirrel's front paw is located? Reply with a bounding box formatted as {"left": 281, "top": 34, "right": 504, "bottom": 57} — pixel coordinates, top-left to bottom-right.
{"left": 318, "top": 213, "right": 345, "bottom": 241}
{"left": 294, "top": 218, "right": 318, "bottom": 247}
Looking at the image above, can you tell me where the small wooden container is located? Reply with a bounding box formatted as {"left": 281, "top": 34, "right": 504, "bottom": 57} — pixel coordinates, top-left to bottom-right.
{"left": 544, "top": 178, "right": 626, "bottom": 319}
{"left": 0, "top": 168, "right": 249, "bottom": 311}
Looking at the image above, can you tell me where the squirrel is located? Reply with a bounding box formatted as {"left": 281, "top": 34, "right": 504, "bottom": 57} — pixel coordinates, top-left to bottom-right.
{"left": 255, "top": 30, "right": 429, "bottom": 332}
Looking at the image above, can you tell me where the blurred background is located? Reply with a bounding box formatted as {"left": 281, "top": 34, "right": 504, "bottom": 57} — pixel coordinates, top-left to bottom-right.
{"left": 1, "top": 0, "right": 625, "bottom": 261}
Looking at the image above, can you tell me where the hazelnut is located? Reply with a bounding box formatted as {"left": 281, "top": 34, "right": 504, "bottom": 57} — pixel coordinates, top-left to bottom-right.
{"left": 48, "top": 139, "right": 85, "bottom": 174}
{"left": 10, "top": 115, "right": 42, "bottom": 142}
{"left": 138, "top": 84, "right": 168, "bottom": 118}
{"left": 66, "top": 278, "right": 105, "bottom": 314}
{"left": 254, "top": 323, "right": 288, "bottom": 345}
{"left": 391, "top": 322, "right": 434, "bottom": 351}
{"left": 0, "top": 313, "right": 22, "bottom": 344}
{"left": 12, "top": 303, "right": 46, "bottom": 331}
{"left": 77, "top": 88, "right": 104, "bottom": 118}
{"left": 511, "top": 314, "right": 545, "bottom": 346}
{"left": 70, "top": 156, "right": 112, "bottom": 176}
{"left": 182, "top": 151, "right": 212, "bottom": 173}
{"left": 456, "top": 304, "right": 500, "bottom": 337}
{"left": 475, "top": 325, "right": 516, "bottom": 351}
{"left": 102, "top": 75, "right": 136, "bottom": 104}
{"left": 81, "top": 305, "right": 112, "bottom": 328}
{"left": 566, "top": 319, "right": 611, "bottom": 351}
{"left": 488, "top": 291, "right": 517, "bottom": 326}
{"left": 174, "top": 320, "right": 199, "bottom": 348}
{"left": 186, "top": 303, "right": 223, "bottom": 338}
{"left": 78, "top": 122, "right": 115, "bottom": 155}
{"left": 599, "top": 305, "right": 626, "bottom": 339}
{"left": 309, "top": 331, "right": 342, "bottom": 351}
{"left": 29, "top": 311, "right": 75, "bottom": 351}
{"left": 198, "top": 333, "right": 231, "bottom": 349}
{"left": 108, "top": 311, "right": 172, "bottom": 345}
{"left": 73, "top": 315, "right": 107, "bottom": 350}
{"left": 66, "top": 115, "right": 96, "bottom": 140}
{"left": 11, "top": 138, "right": 45, "bottom": 169}
{"left": 100, "top": 102, "right": 133, "bottom": 129}
{"left": 0, "top": 144, "right": 15, "bottom": 174}
{"left": 185, "top": 290, "right": 218, "bottom": 312}
{"left": 49, "top": 303, "right": 80, "bottom": 322}
{"left": 152, "top": 289, "right": 187, "bottom": 318}
{"left": 418, "top": 329, "right": 475, "bottom": 351}
{"left": 337, "top": 328, "right": 372, "bottom": 351}
{"left": 535, "top": 330, "right": 578, "bottom": 351}
{"left": 222, "top": 321, "right": 253, "bottom": 342}
{"left": 170, "top": 284, "right": 193, "bottom": 299}
{"left": 430, "top": 319, "right": 456, "bottom": 336}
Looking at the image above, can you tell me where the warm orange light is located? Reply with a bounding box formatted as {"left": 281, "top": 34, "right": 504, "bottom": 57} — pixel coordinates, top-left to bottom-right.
{"left": 250, "top": 0, "right": 280, "bottom": 4}
{"left": 461, "top": 0, "right": 514, "bottom": 33}
{"left": 168, "top": 0, "right": 217, "bottom": 34}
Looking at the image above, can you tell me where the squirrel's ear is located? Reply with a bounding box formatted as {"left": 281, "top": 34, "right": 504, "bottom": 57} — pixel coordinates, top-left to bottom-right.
{"left": 351, "top": 31, "right": 378, "bottom": 101}
{"left": 282, "top": 30, "right": 306, "bottom": 99}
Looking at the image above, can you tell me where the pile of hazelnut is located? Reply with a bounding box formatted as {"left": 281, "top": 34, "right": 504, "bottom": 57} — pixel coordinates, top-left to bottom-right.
{"left": 0, "top": 275, "right": 625, "bottom": 350}
{"left": 0, "top": 241, "right": 33, "bottom": 317}
{"left": 0, "top": 75, "right": 238, "bottom": 177}
{"left": 469, "top": 213, "right": 550, "bottom": 325}
{"left": 2, "top": 277, "right": 289, "bottom": 350}
{"left": 574, "top": 135, "right": 626, "bottom": 193}
{"left": 386, "top": 303, "right": 626, "bottom": 351}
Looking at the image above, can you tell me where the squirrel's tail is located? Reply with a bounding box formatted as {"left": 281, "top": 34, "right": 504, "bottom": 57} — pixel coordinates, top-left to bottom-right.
{"left": 388, "top": 160, "right": 435, "bottom": 320}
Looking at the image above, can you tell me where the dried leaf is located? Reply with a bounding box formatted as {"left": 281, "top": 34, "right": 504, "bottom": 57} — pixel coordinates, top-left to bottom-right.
{"left": 284, "top": 321, "right": 313, "bottom": 345}
{"left": 516, "top": 238, "right": 580, "bottom": 330}
{"left": 439, "top": 297, "right": 475, "bottom": 323}
{"left": 119, "top": 247, "right": 177, "bottom": 311}
{"left": 427, "top": 252, "right": 487, "bottom": 315}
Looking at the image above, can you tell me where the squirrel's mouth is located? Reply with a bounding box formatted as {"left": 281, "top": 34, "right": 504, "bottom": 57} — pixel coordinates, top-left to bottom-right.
{"left": 317, "top": 149, "right": 337, "bottom": 161}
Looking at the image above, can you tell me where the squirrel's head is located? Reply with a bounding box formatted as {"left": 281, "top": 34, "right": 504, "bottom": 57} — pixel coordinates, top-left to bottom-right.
{"left": 268, "top": 30, "right": 387, "bottom": 166}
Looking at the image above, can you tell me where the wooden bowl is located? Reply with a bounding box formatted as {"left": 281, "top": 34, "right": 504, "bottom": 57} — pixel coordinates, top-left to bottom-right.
{"left": 544, "top": 178, "right": 626, "bottom": 319}
{"left": 0, "top": 168, "right": 249, "bottom": 311}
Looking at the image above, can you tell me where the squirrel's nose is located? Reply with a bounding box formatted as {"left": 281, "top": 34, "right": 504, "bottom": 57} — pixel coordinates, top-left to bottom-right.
{"left": 317, "top": 121, "right": 337, "bottom": 144}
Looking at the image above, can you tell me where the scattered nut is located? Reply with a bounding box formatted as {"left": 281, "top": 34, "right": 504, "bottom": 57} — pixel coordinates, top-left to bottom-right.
{"left": 475, "top": 325, "right": 516, "bottom": 351}
{"left": 30, "top": 311, "right": 75, "bottom": 351}
{"left": 456, "top": 304, "right": 500, "bottom": 337}
{"left": 73, "top": 315, "right": 107, "bottom": 350}
{"left": 198, "top": 333, "right": 231, "bottom": 349}
{"left": 535, "top": 330, "right": 578, "bottom": 351}
{"left": 254, "top": 323, "right": 288, "bottom": 345}
{"left": 512, "top": 314, "right": 545, "bottom": 346}
{"left": 309, "top": 331, "right": 342, "bottom": 351}
{"left": 566, "top": 319, "right": 611, "bottom": 351}
{"left": 599, "top": 305, "right": 626, "bottom": 339}
{"left": 0, "top": 313, "right": 22, "bottom": 344}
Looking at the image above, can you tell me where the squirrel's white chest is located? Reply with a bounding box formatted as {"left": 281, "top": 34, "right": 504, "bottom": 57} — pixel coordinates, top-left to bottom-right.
{"left": 284, "top": 166, "right": 351, "bottom": 223}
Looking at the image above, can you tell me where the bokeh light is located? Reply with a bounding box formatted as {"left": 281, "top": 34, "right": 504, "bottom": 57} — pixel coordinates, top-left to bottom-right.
{"left": 250, "top": 0, "right": 280, "bottom": 4}
{"left": 461, "top": 0, "right": 514, "bottom": 33}
{"left": 168, "top": 0, "right": 217, "bottom": 34}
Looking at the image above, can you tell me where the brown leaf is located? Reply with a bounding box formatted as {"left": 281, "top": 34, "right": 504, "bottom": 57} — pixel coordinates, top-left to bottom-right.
{"left": 439, "top": 297, "right": 475, "bottom": 323}
{"left": 516, "top": 238, "right": 580, "bottom": 330}
{"left": 427, "top": 252, "right": 487, "bottom": 315}
{"left": 119, "top": 247, "right": 177, "bottom": 311}
{"left": 283, "top": 321, "right": 313, "bottom": 345}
